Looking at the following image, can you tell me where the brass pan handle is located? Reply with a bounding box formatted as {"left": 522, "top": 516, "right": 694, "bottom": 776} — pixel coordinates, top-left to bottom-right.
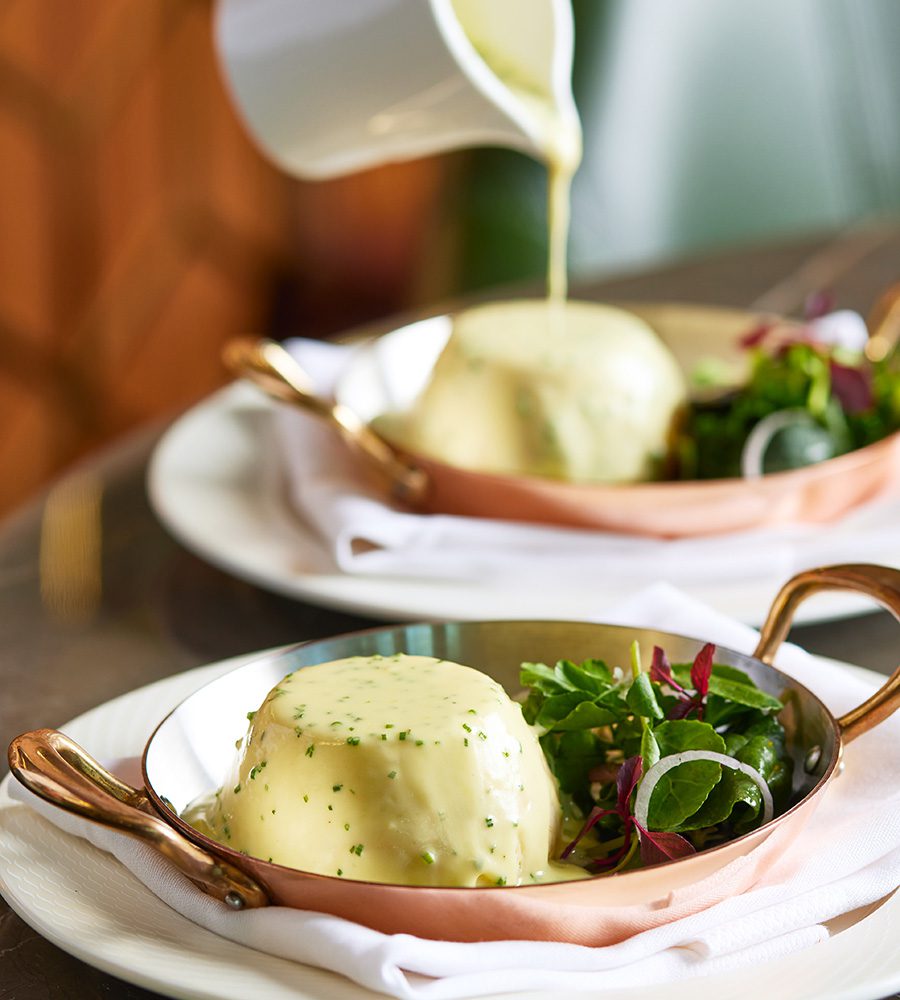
{"left": 8, "top": 729, "right": 269, "bottom": 909}
{"left": 866, "top": 281, "right": 900, "bottom": 363}
{"left": 222, "top": 337, "right": 428, "bottom": 503}
{"left": 753, "top": 564, "right": 900, "bottom": 744}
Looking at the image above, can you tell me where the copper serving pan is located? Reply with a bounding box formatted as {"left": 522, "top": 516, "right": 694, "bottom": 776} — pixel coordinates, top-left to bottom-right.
{"left": 9, "top": 564, "right": 900, "bottom": 945}
{"left": 223, "top": 298, "right": 900, "bottom": 539}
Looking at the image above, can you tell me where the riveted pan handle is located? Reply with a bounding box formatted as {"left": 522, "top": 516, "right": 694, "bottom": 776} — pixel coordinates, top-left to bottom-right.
{"left": 8, "top": 729, "right": 269, "bottom": 909}
{"left": 753, "top": 564, "right": 900, "bottom": 744}
{"left": 222, "top": 337, "right": 428, "bottom": 504}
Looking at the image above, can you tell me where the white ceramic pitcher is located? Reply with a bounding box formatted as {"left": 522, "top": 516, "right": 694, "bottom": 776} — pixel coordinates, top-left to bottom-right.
{"left": 214, "top": 0, "right": 580, "bottom": 179}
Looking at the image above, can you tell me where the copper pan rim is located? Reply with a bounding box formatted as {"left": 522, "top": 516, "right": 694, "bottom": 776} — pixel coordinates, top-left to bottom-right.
{"left": 230, "top": 299, "right": 900, "bottom": 538}
{"left": 9, "top": 564, "right": 900, "bottom": 942}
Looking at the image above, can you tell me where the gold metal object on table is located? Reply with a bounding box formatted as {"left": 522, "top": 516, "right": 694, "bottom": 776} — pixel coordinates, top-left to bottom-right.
{"left": 866, "top": 282, "right": 900, "bottom": 363}
{"left": 754, "top": 563, "right": 900, "bottom": 743}
{"left": 8, "top": 729, "right": 268, "bottom": 910}
{"left": 222, "top": 338, "right": 427, "bottom": 503}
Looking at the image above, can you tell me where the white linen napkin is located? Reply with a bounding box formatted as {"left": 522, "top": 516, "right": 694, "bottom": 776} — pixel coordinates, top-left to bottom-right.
{"left": 9, "top": 585, "right": 900, "bottom": 999}
{"left": 270, "top": 339, "right": 900, "bottom": 586}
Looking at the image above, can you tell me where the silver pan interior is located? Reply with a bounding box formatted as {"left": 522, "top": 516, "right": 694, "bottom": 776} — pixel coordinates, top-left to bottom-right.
{"left": 143, "top": 621, "right": 838, "bottom": 829}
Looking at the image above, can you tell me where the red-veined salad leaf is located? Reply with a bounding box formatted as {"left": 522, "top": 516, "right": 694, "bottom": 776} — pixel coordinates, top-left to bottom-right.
{"left": 520, "top": 641, "right": 793, "bottom": 874}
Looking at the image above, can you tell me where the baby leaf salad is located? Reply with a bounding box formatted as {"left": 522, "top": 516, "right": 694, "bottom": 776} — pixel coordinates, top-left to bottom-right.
{"left": 521, "top": 643, "right": 793, "bottom": 872}
{"left": 679, "top": 306, "right": 900, "bottom": 480}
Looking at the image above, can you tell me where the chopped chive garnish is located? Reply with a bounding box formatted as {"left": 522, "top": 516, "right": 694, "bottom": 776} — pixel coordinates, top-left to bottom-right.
{"left": 388, "top": 770, "right": 397, "bottom": 779}
{"left": 305, "top": 745, "right": 315, "bottom": 758}
{"left": 462, "top": 723, "right": 472, "bottom": 733}
{"left": 347, "top": 736, "right": 360, "bottom": 746}
{"left": 421, "top": 851, "right": 435, "bottom": 865}
{"left": 246, "top": 711, "right": 257, "bottom": 721}
{"left": 332, "top": 784, "right": 343, "bottom": 792}
{"left": 485, "top": 816, "right": 494, "bottom": 828}
{"left": 233, "top": 783, "right": 241, "bottom": 794}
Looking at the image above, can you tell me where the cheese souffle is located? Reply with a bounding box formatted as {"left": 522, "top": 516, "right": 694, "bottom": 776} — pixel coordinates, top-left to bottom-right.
{"left": 187, "top": 654, "right": 586, "bottom": 886}
{"left": 376, "top": 300, "right": 688, "bottom": 485}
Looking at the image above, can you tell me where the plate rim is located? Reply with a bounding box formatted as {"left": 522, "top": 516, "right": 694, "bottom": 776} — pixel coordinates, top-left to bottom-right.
{"left": 146, "top": 383, "right": 896, "bottom": 627}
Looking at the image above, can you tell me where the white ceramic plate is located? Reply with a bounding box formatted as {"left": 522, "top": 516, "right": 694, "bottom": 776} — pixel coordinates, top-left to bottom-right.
{"left": 1, "top": 655, "right": 898, "bottom": 1000}
{"left": 147, "top": 384, "right": 900, "bottom": 626}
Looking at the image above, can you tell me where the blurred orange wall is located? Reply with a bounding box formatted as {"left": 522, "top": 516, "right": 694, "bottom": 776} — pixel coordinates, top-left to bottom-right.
{"left": 0, "top": 0, "right": 455, "bottom": 518}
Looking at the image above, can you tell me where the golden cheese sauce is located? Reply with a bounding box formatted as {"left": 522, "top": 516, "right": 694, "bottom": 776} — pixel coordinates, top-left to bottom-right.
{"left": 187, "top": 654, "right": 586, "bottom": 887}
{"left": 377, "top": 300, "right": 688, "bottom": 483}
{"left": 449, "top": 0, "right": 581, "bottom": 301}
{"left": 368, "top": 3, "right": 687, "bottom": 485}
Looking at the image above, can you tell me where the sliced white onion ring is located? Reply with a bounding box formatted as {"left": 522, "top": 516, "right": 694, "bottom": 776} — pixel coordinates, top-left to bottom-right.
{"left": 634, "top": 750, "right": 774, "bottom": 832}
{"left": 740, "top": 408, "right": 812, "bottom": 479}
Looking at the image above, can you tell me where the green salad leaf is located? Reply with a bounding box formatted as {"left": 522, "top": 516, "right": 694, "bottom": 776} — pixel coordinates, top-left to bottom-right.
{"left": 679, "top": 321, "right": 900, "bottom": 481}
{"left": 521, "top": 642, "right": 793, "bottom": 873}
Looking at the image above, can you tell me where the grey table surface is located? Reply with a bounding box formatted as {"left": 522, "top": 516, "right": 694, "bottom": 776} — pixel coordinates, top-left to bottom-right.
{"left": 1, "top": 227, "right": 898, "bottom": 998}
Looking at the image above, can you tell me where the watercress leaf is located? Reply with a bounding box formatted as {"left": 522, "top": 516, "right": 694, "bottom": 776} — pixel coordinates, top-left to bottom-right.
{"left": 734, "top": 734, "right": 777, "bottom": 779}
{"left": 735, "top": 735, "right": 793, "bottom": 809}
{"left": 626, "top": 673, "right": 664, "bottom": 720}
{"left": 542, "top": 730, "right": 601, "bottom": 809}
{"left": 676, "top": 766, "right": 761, "bottom": 831}
{"left": 534, "top": 691, "right": 593, "bottom": 727}
{"left": 652, "top": 719, "right": 726, "bottom": 756}
{"left": 641, "top": 726, "right": 660, "bottom": 772}
{"left": 594, "top": 687, "right": 631, "bottom": 714}
{"left": 520, "top": 689, "right": 544, "bottom": 726}
{"left": 743, "top": 713, "right": 788, "bottom": 753}
{"left": 541, "top": 697, "right": 619, "bottom": 732}
{"left": 646, "top": 759, "right": 722, "bottom": 830}
{"left": 723, "top": 732, "right": 750, "bottom": 756}
{"left": 520, "top": 662, "right": 565, "bottom": 695}
{"left": 702, "top": 663, "right": 755, "bottom": 685}
{"left": 706, "top": 676, "right": 782, "bottom": 711}
{"left": 555, "top": 659, "right": 614, "bottom": 696}
{"left": 703, "top": 695, "right": 754, "bottom": 730}
{"left": 672, "top": 662, "right": 781, "bottom": 710}
{"left": 578, "top": 658, "right": 615, "bottom": 684}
